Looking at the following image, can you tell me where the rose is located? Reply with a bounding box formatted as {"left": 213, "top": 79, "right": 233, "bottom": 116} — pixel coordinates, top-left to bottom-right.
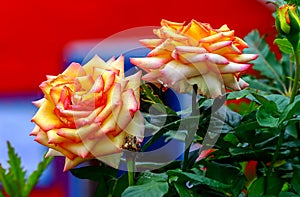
{"left": 130, "top": 19, "right": 258, "bottom": 98}
{"left": 30, "top": 55, "right": 144, "bottom": 171}
{"left": 275, "top": 4, "right": 300, "bottom": 47}
{"left": 276, "top": 4, "right": 300, "bottom": 35}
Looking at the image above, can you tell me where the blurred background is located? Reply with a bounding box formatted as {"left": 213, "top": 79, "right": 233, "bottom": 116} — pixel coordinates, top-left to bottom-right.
{"left": 0, "top": 0, "right": 276, "bottom": 196}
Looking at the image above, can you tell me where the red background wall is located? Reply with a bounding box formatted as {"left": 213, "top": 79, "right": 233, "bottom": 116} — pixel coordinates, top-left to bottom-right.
{"left": 0, "top": 0, "right": 276, "bottom": 95}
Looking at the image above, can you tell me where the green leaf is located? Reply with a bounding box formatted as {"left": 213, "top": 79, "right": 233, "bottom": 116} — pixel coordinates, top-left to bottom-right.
{"left": 204, "top": 162, "right": 247, "bottom": 196}
{"left": 226, "top": 89, "right": 252, "bottom": 100}
{"left": 121, "top": 181, "right": 168, "bottom": 197}
{"left": 291, "top": 169, "right": 300, "bottom": 194}
{"left": 23, "top": 155, "right": 53, "bottom": 197}
{"left": 7, "top": 141, "right": 26, "bottom": 196}
{"left": 0, "top": 192, "right": 4, "bottom": 197}
{"left": 70, "top": 165, "right": 118, "bottom": 182}
{"left": 0, "top": 164, "right": 15, "bottom": 197}
{"left": 137, "top": 171, "right": 168, "bottom": 185}
{"left": 279, "top": 99, "right": 300, "bottom": 125}
{"left": 274, "top": 38, "right": 294, "bottom": 54}
{"left": 244, "top": 76, "right": 280, "bottom": 93}
{"left": 248, "top": 175, "right": 284, "bottom": 196}
{"left": 173, "top": 182, "right": 198, "bottom": 197}
{"left": 244, "top": 30, "right": 286, "bottom": 93}
{"left": 93, "top": 178, "right": 109, "bottom": 197}
{"left": 256, "top": 101, "right": 280, "bottom": 128}
{"left": 141, "top": 83, "right": 177, "bottom": 116}
{"left": 265, "top": 94, "right": 290, "bottom": 112}
{"left": 112, "top": 173, "right": 129, "bottom": 197}
{"left": 279, "top": 192, "right": 299, "bottom": 197}
{"left": 167, "top": 169, "right": 231, "bottom": 189}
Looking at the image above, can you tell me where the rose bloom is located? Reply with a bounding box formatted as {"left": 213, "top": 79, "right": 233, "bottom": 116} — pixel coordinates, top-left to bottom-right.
{"left": 131, "top": 19, "right": 258, "bottom": 98}
{"left": 30, "top": 55, "right": 144, "bottom": 171}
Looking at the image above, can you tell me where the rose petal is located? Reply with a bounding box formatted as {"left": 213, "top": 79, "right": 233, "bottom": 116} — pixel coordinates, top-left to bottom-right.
{"left": 57, "top": 128, "right": 81, "bottom": 143}
{"left": 140, "top": 39, "right": 163, "bottom": 49}
{"left": 62, "top": 62, "right": 86, "bottom": 78}
{"left": 63, "top": 156, "right": 92, "bottom": 172}
{"left": 82, "top": 55, "right": 107, "bottom": 74}
{"left": 223, "top": 54, "right": 258, "bottom": 63}
{"left": 32, "top": 98, "right": 45, "bottom": 108}
{"left": 198, "top": 30, "right": 234, "bottom": 43}
{"left": 130, "top": 57, "right": 169, "bottom": 70}
{"left": 182, "top": 19, "right": 210, "bottom": 40}
{"left": 218, "top": 62, "right": 251, "bottom": 74}
{"left": 31, "top": 99, "right": 64, "bottom": 131}
{"left": 178, "top": 53, "right": 229, "bottom": 65}
{"left": 222, "top": 74, "right": 241, "bottom": 90}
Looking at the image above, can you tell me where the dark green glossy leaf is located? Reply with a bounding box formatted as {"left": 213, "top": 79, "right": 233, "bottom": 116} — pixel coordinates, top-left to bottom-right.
{"left": 137, "top": 171, "right": 168, "bottom": 185}
{"left": 279, "top": 192, "right": 299, "bottom": 197}
{"left": 167, "top": 169, "right": 230, "bottom": 189}
{"left": 93, "top": 177, "right": 108, "bottom": 197}
{"left": 70, "top": 165, "right": 118, "bottom": 182}
{"left": 173, "top": 182, "right": 198, "bottom": 197}
{"left": 248, "top": 175, "right": 284, "bottom": 196}
{"left": 226, "top": 89, "right": 252, "bottom": 100}
{"left": 256, "top": 101, "right": 280, "bottom": 128}
{"left": 121, "top": 181, "right": 168, "bottom": 197}
{"left": 112, "top": 173, "right": 129, "bottom": 197}
{"left": 265, "top": 94, "right": 289, "bottom": 112}
{"left": 291, "top": 168, "right": 300, "bottom": 194}
{"left": 204, "top": 162, "right": 247, "bottom": 196}
{"left": 279, "top": 99, "right": 300, "bottom": 125}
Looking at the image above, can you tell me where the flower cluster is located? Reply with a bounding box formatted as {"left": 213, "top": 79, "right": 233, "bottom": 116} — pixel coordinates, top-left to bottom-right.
{"left": 30, "top": 55, "right": 144, "bottom": 171}
{"left": 30, "top": 19, "right": 257, "bottom": 171}
{"left": 131, "top": 19, "right": 258, "bottom": 98}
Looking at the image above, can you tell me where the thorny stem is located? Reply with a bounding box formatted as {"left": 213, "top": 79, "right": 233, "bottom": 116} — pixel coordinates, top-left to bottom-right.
{"left": 182, "top": 85, "right": 198, "bottom": 171}
{"left": 289, "top": 44, "right": 300, "bottom": 104}
{"left": 264, "top": 127, "right": 285, "bottom": 195}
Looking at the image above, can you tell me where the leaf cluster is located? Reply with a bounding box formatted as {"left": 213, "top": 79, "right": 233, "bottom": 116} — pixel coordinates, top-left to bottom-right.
{"left": 0, "top": 141, "right": 53, "bottom": 197}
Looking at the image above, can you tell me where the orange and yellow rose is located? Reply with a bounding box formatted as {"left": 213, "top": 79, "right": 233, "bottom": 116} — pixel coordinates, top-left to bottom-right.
{"left": 131, "top": 19, "right": 258, "bottom": 98}
{"left": 30, "top": 55, "right": 144, "bottom": 171}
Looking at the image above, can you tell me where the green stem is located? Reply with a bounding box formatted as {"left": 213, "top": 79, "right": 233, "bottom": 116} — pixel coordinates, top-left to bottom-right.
{"left": 126, "top": 152, "right": 135, "bottom": 186}
{"left": 289, "top": 44, "right": 300, "bottom": 104}
{"left": 182, "top": 85, "right": 198, "bottom": 171}
{"left": 264, "top": 127, "right": 285, "bottom": 195}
